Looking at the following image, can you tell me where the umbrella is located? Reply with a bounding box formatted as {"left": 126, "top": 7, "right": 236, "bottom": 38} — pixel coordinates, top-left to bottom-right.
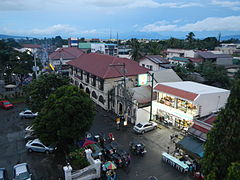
{"left": 104, "top": 161, "right": 117, "bottom": 170}
{"left": 78, "top": 138, "right": 96, "bottom": 148}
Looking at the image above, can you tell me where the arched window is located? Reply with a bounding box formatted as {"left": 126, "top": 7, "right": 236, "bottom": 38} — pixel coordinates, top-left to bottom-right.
{"left": 99, "top": 95, "right": 105, "bottom": 104}
{"left": 79, "top": 84, "right": 84, "bottom": 89}
{"left": 92, "top": 91, "right": 97, "bottom": 99}
{"left": 86, "top": 88, "right": 90, "bottom": 95}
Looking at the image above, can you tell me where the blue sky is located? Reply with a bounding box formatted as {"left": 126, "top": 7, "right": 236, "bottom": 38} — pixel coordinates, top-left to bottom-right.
{"left": 0, "top": 0, "right": 240, "bottom": 39}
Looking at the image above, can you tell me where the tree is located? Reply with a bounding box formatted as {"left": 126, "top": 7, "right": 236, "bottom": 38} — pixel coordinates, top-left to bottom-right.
{"left": 186, "top": 32, "right": 195, "bottom": 42}
{"left": 201, "top": 80, "right": 240, "bottom": 180}
{"left": 144, "top": 42, "right": 163, "bottom": 55}
{"left": 173, "top": 64, "right": 188, "bottom": 80}
{"left": 33, "top": 85, "right": 95, "bottom": 147}
{"left": 129, "top": 38, "right": 144, "bottom": 61}
{"left": 225, "top": 162, "right": 240, "bottom": 180}
{"left": 24, "top": 74, "right": 69, "bottom": 112}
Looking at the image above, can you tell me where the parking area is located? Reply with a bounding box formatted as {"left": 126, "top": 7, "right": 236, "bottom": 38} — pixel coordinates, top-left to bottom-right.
{"left": 0, "top": 103, "right": 64, "bottom": 180}
{"left": 91, "top": 106, "right": 193, "bottom": 180}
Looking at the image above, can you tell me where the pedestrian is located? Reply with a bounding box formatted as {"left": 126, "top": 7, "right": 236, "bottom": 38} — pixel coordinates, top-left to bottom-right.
{"left": 167, "top": 146, "right": 170, "bottom": 154}
{"left": 102, "top": 163, "right": 107, "bottom": 178}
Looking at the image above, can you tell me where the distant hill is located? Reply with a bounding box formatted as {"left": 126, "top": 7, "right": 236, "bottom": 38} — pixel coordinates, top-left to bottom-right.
{"left": 0, "top": 34, "right": 28, "bottom": 39}
{"left": 221, "top": 35, "right": 240, "bottom": 41}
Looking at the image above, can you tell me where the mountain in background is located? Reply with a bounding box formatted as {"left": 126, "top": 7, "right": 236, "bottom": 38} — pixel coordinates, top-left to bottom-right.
{"left": 0, "top": 33, "right": 239, "bottom": 41}
{"left": 221, "top": 35, "right": 240, "bottom": 41}
{"left": 0, "top": 34, "right": 28, "bottom": 39}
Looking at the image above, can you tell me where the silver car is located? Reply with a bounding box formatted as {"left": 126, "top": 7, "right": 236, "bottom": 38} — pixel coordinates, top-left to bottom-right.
{"left": 26, "top": 139, "right": 56, "bottom": 154}
{"left": 133, "top": 121, "right": 158, "bottom": 134}
{"left": 19, "top": 110, "right": 38, "bottom": 119}
{"left": 13, "top": 163, "right": 32, "bottom": 180}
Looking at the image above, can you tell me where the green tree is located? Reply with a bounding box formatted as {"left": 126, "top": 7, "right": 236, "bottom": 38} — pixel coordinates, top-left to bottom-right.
{"left": 174, "top": 64, "right": 188, "bottom": 80}
{"left": 225, "top": 162, "right": 240, "bottom": 180}
{"left": 201, "top": 80, "right": 240, "bottom": 180}
{"left": 24, "top": 74, "right": 69, "bottom": 112}
{"left": 186, "top": 32, "right": 195, "bottom": 42}
{"left": 186, "top": 62, "right": 195, "bottom": 72}
{"left": 144, "top": 42, "right": 163, "bottom": 55}
{"left": 129, "top": 38, "right": 144, "bottom": 61}
{"left": 33, "top": 85, "right": 95, "bottom": 147}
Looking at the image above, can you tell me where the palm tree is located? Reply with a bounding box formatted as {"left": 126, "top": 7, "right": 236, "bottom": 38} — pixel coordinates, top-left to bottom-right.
{"left": 145, "top": 42, "right": 163, "bottom": 55}
{"left": 129, "top": 38, "right": 144, "bottom": 62}
{"left": 186, "top": 32, "right": 195, "bottom": 43}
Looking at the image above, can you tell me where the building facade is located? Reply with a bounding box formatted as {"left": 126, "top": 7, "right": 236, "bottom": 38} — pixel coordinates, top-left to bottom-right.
{"left": 67, "top": 53, "right": 149, "bottom": 122}
{"left": 152, "top": 81, "right": 230, "bottom": 130}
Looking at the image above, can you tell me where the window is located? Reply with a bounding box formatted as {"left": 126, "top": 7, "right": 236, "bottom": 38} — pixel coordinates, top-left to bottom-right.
{"left": 149, "top": 65, "right": 153, "bottom": 70}
{"left": 85, "top": 72, "right": 89, "bottom": 83}
{"left": 99, "top": 78, "right": 104, "bottom": 91}
{"left": 92, "top": 91, "right": 97, "bottom": 99}
{"left": 92, "top": 75, "right": 96, "bottom": 87}
{"left": 142, "top": 64, "right": 145, "bottom": 67}
{"left": 99, "top": 95, "right": 105, "bottom": 104}
{"left": 80, "top": 70, "right": 83, "bottom": 80}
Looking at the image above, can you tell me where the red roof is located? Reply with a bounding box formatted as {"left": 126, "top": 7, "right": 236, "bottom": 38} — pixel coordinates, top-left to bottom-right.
{"left": 22, "top": 44, "right": 41, "bottom": 48}
{"left": 192, "top": 124, "right": 209, "bottom": 133}
{"left": 154, "top": 84, "right": 198, "bottom": 101}
{"left": 67, "top": 53, "right": 149, "bottom": 79}
{"left": 187, "top": 57, "right": 203, "bottom": 63}
{"left": 204, "top": 115, "right": 216, "bottom": 125}
{"left": 49, "top": 47, "right": 84, "bottom": 60}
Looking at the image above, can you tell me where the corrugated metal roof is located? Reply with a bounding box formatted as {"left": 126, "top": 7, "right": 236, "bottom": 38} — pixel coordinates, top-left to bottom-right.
{"left": 170, "top": 57, "right": 190, "bottom": 62}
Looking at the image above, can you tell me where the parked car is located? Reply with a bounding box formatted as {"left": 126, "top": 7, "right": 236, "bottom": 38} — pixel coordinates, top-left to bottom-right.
{"left": 133, "top": 121, "right": 158, "bottom": 134}
{"left": 147, "top": 176, "right": 159, "bottom": 180}
{"left": 25, "top": 125, "right": 34, "bottom": 133}
{"left": 24, "top": 131, "right": 37, "bottom": 142}
{"left": 0, "top": 168, "right": 7, "bottom": 180}
{"left": 13, "top": 163, "right": 32, "bottom": 180}
{"left": 129, "top": 141, "right": 147, "bottom": 156}
{"left": 0, "top": 100, "right": 13, "bottom": 110}
{"left": 115, "top": 149, "right": 131, "bottom": 167}
{"left": 26, "top": 139, "right": 57, "bottom": 154}
{"left": 19, "top": 110, "right": 38, "bottom": 119}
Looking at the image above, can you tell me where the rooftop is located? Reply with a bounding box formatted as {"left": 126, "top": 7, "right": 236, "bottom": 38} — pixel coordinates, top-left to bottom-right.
{"left": 67, "top": 53, "right": 149, "bottom": 79}
{"left": 49, "top": 47, "right": 84, "bottom": 60}
{"left": 142, "top": 55, "right": 168, "bottom": 64}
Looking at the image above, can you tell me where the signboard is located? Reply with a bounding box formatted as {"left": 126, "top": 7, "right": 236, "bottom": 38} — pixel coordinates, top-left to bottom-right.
{"left": 138, "top": 74, "right": 148, "bottom": 86}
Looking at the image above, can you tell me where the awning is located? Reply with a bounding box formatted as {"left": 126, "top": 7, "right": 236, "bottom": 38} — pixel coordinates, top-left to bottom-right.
{"left": 176, "top": 135, "right": 204, "bottom": 159}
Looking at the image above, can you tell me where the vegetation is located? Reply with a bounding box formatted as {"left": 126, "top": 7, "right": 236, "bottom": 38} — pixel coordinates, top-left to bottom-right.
{"left": 0, "top": 40, "right": 34, "bottom": 83}
{"left": 23, "top": 74, "right": 69, "bottom": 112}
{"left": 174, "top": 61, "right": 231, "bottom": 89}
{"left": 33, "top": 85, "right": 95, "bottom": 148}
{"left": 201, "top": 80, "right": 240, "bottom": 180}
{"left": 129, "top": 38, "right": 144, "bottom": 61}
{"left": 69, "top": 148, "right": 90, "bottom": 169}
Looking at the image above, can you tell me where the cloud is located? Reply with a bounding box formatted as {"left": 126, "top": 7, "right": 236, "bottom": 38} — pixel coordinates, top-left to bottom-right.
{"left": 0, "top": 24, "right": 99, "bottom": 36}
{"left": 211, "top": 0, "right": 240, "bottom": 10}
{"left": 141, "top": 16, "right": 240, "bottom": 32}
{"left": 0, "top": 0, "right": 203, "bottom": 11}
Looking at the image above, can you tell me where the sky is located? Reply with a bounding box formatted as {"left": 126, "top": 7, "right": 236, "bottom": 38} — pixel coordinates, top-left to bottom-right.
{"left": 0, "top": 0, "right": 240, "bottom": 39}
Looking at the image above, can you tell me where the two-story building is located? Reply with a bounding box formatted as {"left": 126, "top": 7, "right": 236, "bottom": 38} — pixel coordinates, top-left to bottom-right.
{"left": 67, "top": 53, "right": 149, "bottom": 118}
{"left": 139, "top": 55, "right": 171, "bottom": 70}
{"left": 49, "top": 47, "right": 84, "bottom": 74}
{"left": 152, "top": 81, "right": 230, "bottom": 130}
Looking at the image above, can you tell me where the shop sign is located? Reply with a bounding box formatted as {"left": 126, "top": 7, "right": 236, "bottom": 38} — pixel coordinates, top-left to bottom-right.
{"left": 138, "top": 74, "right": 148, "bottom": 86}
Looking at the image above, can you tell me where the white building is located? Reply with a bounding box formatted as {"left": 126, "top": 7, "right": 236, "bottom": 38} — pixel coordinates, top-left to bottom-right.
{"left": 153, "top": 81, "right": 230, "bottom": 129}
{"left": 139, "top": 55, "right": 171, "bottom": 71}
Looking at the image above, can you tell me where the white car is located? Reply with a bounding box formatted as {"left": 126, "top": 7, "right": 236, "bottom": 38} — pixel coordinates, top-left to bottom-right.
{"left": 133, "top": 121, "right": 158, "bottom": 134}
{"left": 19, "top": 110, "right": 38, "bottom": 119}
{"left": 26, "top": 139, "right": 56, "bottom": 154}
{"left": 13, "top": 163, "right": 32, "bottom": 180}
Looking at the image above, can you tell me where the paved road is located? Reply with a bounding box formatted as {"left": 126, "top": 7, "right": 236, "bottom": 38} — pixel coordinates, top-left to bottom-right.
{"left": 0, "top": 103, "right": 64, "bottom": 180}
{"left": 91, "top": 106, "right": 193, "bottom": 180}
{"left": 0, "top": 103, "right": 192, "bottom": 180}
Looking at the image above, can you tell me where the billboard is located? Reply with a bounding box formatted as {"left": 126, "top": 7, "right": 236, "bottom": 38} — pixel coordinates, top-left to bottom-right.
{"left": 138, "top": 74, "right": 148, "bottom": 86}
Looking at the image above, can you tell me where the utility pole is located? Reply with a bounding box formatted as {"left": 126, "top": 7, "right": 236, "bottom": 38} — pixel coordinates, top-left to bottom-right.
{"left": 149, "top": 72, "right": 154, "bottom": 121}
{"left": 33, "top": 53, "right": 38, "bottom": 80}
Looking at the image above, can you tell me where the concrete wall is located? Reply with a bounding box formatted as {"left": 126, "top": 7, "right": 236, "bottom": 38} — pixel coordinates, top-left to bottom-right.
{"left": 139, "top": 58, "right": 159, "bottom": 71}
{"left": 184, "top": 50, "right": 196, "bottom": 58}
{"left": 195, "top": 91, "right": 230, "bottom": 117}
{"left": 136, "top": 106, "right": 150, "bottom": 124}
{"left": 216, "top": 57, "right": 233, "bottom": 65}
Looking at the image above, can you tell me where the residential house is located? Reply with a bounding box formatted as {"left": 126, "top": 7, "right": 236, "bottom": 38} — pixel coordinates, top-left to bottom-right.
{"left": 67, "top": 53, "right": 149, "bottom": 122}
{"left": 153, "top": 81, "right": 230, "bottom": 130}
{"left": 49, "top": 47, "right": 84, "bottom": 74}
{"left": 196, "top": 51, "right": 233, "bottom": 65}
{"left": 139, "top": 55, "right": 171, "bottom": 70}
{"left": 79, "top": 43, "right": 118, "bottom": 56}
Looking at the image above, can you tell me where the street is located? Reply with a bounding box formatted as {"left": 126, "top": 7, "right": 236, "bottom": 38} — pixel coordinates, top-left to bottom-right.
{"left": 0, "top": 103, "right": 64, "bottom": 180}
{"left": 91, "top": 106, "right": 192, "bottom": 180}
{"left": 0, "top": 103, "right": 192, "bottom": 180}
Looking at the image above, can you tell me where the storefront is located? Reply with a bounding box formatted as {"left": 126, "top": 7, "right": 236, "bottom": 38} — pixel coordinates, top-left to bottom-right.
{"left": 153, "top": 99, "right": 195, "bottom": 130}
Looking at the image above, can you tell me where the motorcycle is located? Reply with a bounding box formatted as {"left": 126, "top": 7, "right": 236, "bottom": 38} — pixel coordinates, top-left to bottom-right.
{"left": 129, "top": 141, "right": 147, "bottom": 156}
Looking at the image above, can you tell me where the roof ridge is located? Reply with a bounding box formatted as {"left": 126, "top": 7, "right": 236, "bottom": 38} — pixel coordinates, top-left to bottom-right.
{"left": 103, "top": 56, "right": 117, "bottom": 79}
